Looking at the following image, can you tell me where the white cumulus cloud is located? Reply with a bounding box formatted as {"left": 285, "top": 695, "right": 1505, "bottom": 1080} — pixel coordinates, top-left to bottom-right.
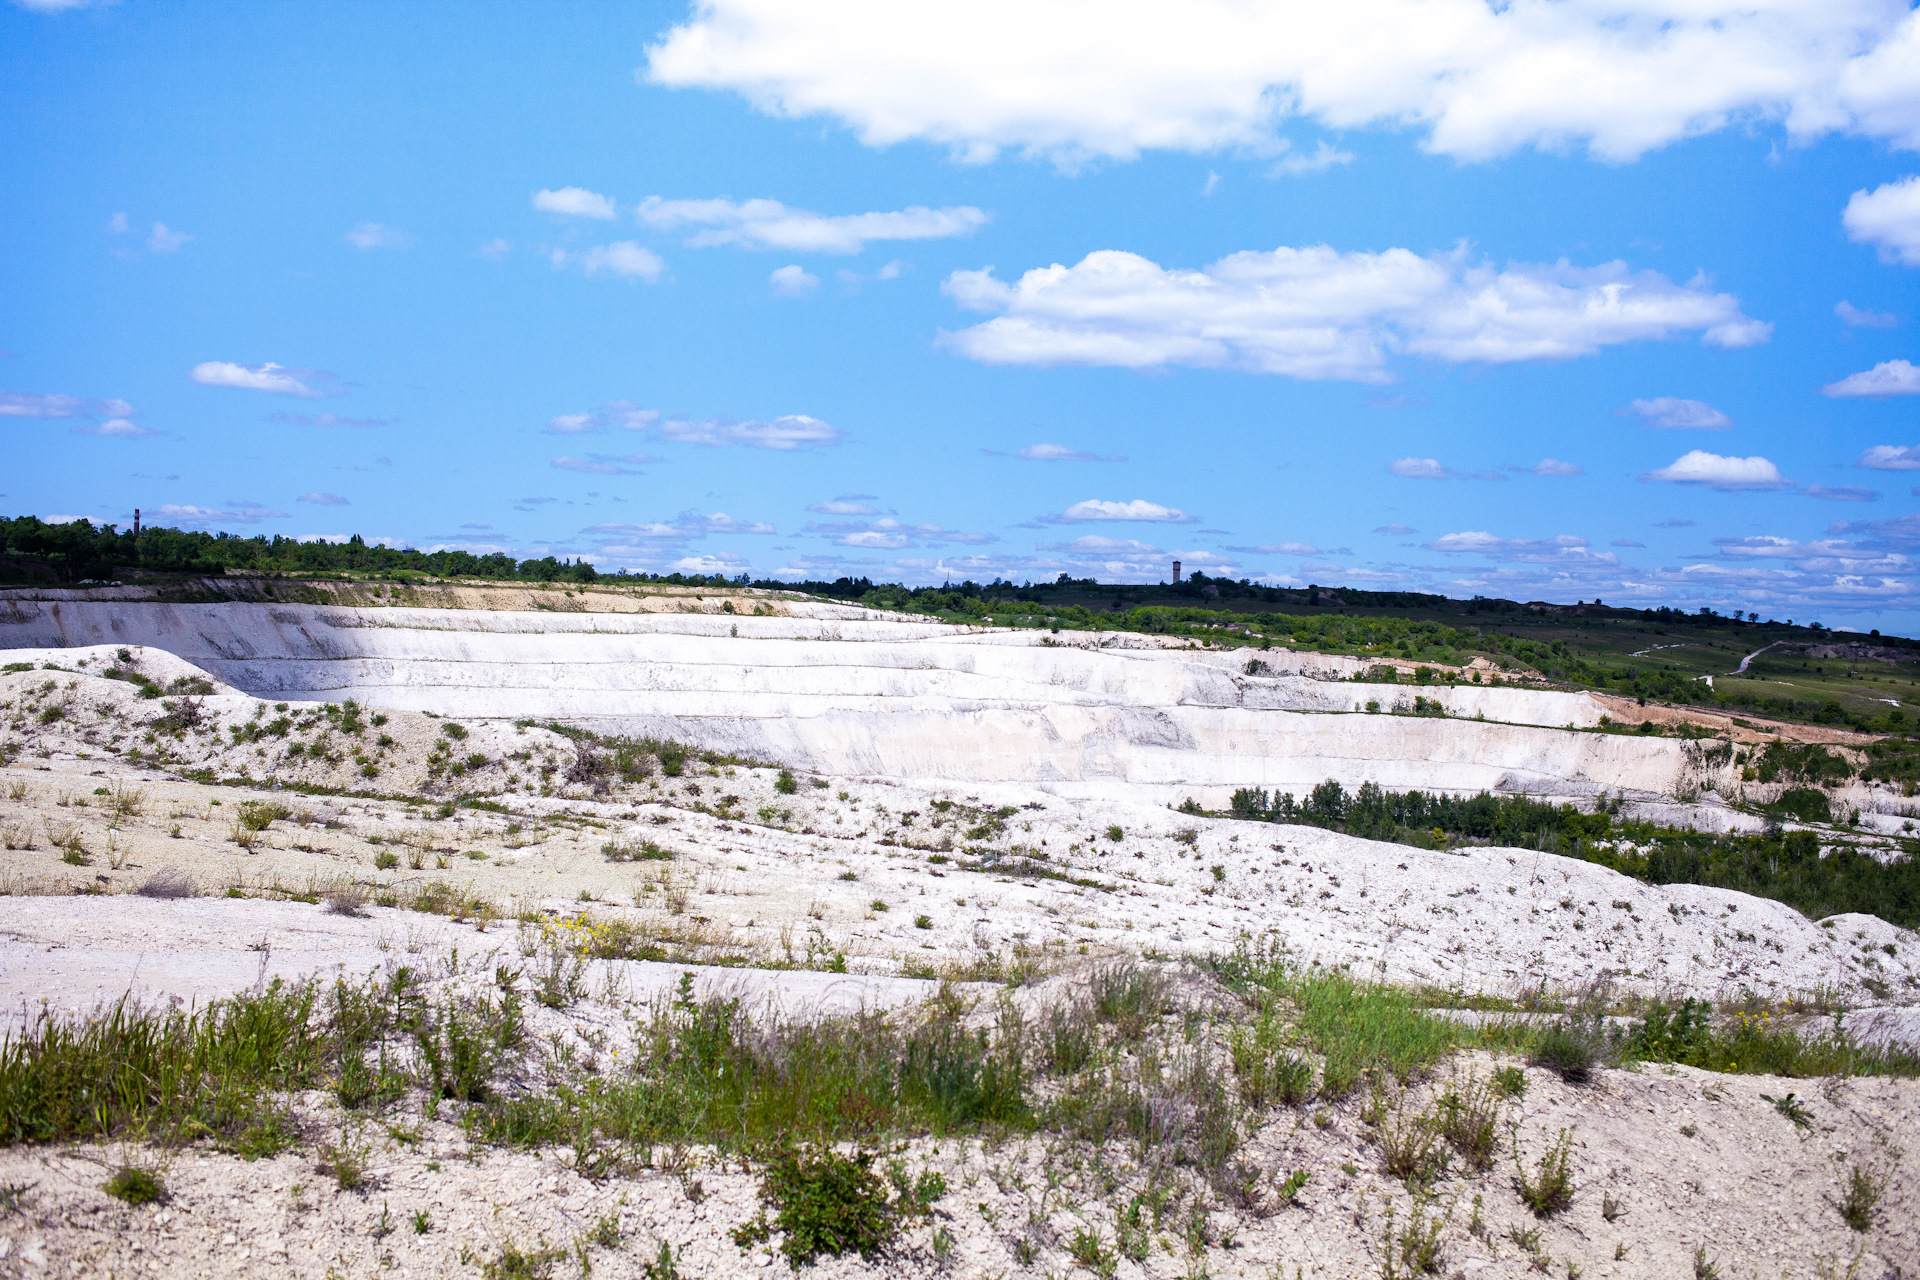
{"left": 769, "top": 264, "right": 819, "bottom": 296}
{"left": 1017, "top": 443, "right": 1122, "bottom": 461}
{"left": 344, "top": 222, "right": 410, "bottom": 250}
{"left": 554, "top": 242, "right": 667, "bottom": 281}
{"left": 189, "top": 361, "right": 332, "bottom": 397}
{"left": 1423, "top": 531, "right": 1616, "bottom": 565}
{"left": 1055, "top": 498, "right": 1193, "bottom": 523}
{"left": 1843, "top": 175, "right": 1920, "bottom": 266}
{"left": 1624, "top": 396, "right": 1733, "bottom": 429}
{"left": 644, "top": 1, "right": 1920, "bottom": 165}
{"left": 657, "top": 413, "right": 840, "bottom": 449}
{"left": 1836, "top": 300, "right": 1899, "bottom": 328}
{"left": 1858, "top": 444, "right": 1920, "bottom": 470}
{"left": 1640, "top": 450, "right": 1792, "bottom": 491}
{"left": 1, "top": 391, "right": 135, "bottom": 419}
{"left": 636, "top": 196, "right": 988, "bottom": 253}
{"left": 1823, "top": 359, "right": 1920, "bottom": 397}
{"left": 940, "top": 246, "right": 1766, "bottom": 383}
{"left": 533, "top": 187, "right": 618, "bottom": 219}
{"left": 147, "top": 222, "right": 191, "bottom": 254}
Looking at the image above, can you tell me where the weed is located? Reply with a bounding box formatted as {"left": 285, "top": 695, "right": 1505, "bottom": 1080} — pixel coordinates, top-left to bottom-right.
{"left": 325, "top": 886, "right": 370, "bottom": 917}
{"left": 483, "top": 1239, "right": 564, "bottom": 1280}
{"left": 373, "top": 851, "right": 399, "bottom": 870}
{"left": 640, "top": 1240, "right": 681, "bottom": 1280}
{"left": 1105, "top": 825, "right": 1124, "bottom": 842}
{"left": 1276, "top": 1170, "right": 1309, "bottom": 1205}
{"left": 1068, "top": 1224, "right": 1117, "bottom": 1277}
{"left": 1528, "top": 1017, "right": 1610, "bottom": 1084}
{"left": 1515, "top": 1128, "right": 1575, "bottom": 1218}
{"left": 588, "top": 1211, "right": 623, "bottom": 1248}
{"left": 412, "top": 1209, "right": 432, "bottom": 1234}
{"left": 136, "top": 869, "right": 196, "bottom": 900}
{"left": 1693, "top": 1245, "right": 1721, "bottom": 1280}
{"left": 775, "top": 769, "right": 797, "bottom": 795}
{"left": 1507, "top": 1224, "right": 1541, "bottom": 1252}
{"left": 1761, "top": 1091, "right": 1814, "bottom": 1129}
{"left": 914, "top": 914, "right": 933, "bottom": 929}
{"left": 1837, "top": 1164, "right": 1885, "bottom": 1232}
{"left": 870, "top": 899, "right": 889, "bottom": 913}
{"left": 1491, "top": 1065, "right": 1527, "bottom": 1097}
{"left": 1375, "top": 1093, "right": 1448, "bottom": 1189}
{"left": 1601, "top": 1193, "right": 1624, "bottom": 1222}
{"left": 1088, "top": 961, "right": 1169, "bottom": 1041}
{"left": 1378, "top": 1197, "right": 1447, "bottom": 1279}
{"left": 103, "top": 1166, "right": 164, "bottom": 1205}
{"left": 319, "top": 1134, "right": 370, "bottom": 1191}
{"left": 1436, "top": 1072, "right": 1502, "bottom": 1170}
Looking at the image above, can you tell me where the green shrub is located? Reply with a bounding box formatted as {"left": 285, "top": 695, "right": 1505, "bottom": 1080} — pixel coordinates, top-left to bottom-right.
{"left": 1528, "top": 1017, "right": 1610, "bottom": 1083}
{"left": 736, "top": 1145, "right": 902, "bottom": 1266}
{"left": 104, "top": 1166, "right": 164, "bottom": 1204}
{"left": 775, "top": 769, "right": 797, "bottom": 795}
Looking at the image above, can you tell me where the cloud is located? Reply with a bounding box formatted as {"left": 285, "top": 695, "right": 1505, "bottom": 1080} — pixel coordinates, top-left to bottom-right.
{"left": 1017, "top": 443, "right": 1124, "bottom": 462}
{"left": 635, "top": 196, "right": 988, "bottom": 253}
{"left": 1, "top": 391, "right": 135, "bottom": 420}
{"left": 586, "top": 511, "right": 775, "bottom": 541}
{"left": 1823, "top": 359, "right": 1920, "bottom": 398}
{"left": 297, "top": 492, "right": 349, "bottom": 506}
{"left": 1843, "top": 176, "right": 1920, "bottom": 267}
{"left": 533, "top": 187, "right": 618, "bottom": 219}
{"left": 73, "top": 417, "right": 158, "bottom": 438}
{"left": 1623, "top": 396, "right": 1732, "bottom": 429}
{"left": 940, "top": 246, "right": 1766, "bottom": 383}
{"left": 1388, "top": 457, "right": 1505, "bottom": 481}
{"left": 1836, "top": 300, "right": 1899, "bottom": 328}
{"left": 552, "top": 453, "right": 655, "bottom": 475}
{"left": 1805, "top": 484, "right": 1879, "bottom": 502}
{"left": 1053, "top": 498, "right": 1194, "bottom": 523}
{"left": 1654, "top": 518, "right": 1695, "bottom": 528}
{"left": 269, "top": 411, "right": 392, "bottom": 427}
{"left": 553, "top": 242, "right": 666, "bottom": 281}
{"left": 1612, "top": 538, "right": 1646, "bottom": 548}
{"left": 1860, "top": 445, "right": 1920, "bottom": 472}
{"left": 344, "top": 222, "right": 410, "bottom": 250}
{"left": 644, "top": 2, "right": 1920, "bottom": 165}
{"left": 770, "top": 264, "right": 819, "bottom": 296}
{"left": 1269, "top": 140, "right": 1353, "bottom": 176}
{"left": 153, "top": 501, "right": 289, "bottom": 528}
{"left": 190, "top": 361, "right": 333, "bottom": 397}
{"left": 1640, "top": 450, "right": 1792, "bottom": 491}
{"left": 807, "top": 496, "right": 882, "bottom": 515}
{"left": 477, "top": 238, "right": 513, "bottom": 260}
{"left": 1224, "top": 542, "right": 1322, "bottom": 555}
{"left": 1515, "top": 458, "right": 1583, "bottom": 477}
{"left": 1373, "top": 524, "right": 1416, "bottom": 535}
{"left": 147, "top": 222, "right": 191, "bottom": 254}
{"left": 539, "top": 401, "right": 839, "bottom": 450}
{"left": 805, "top": 516, "right": 994, "bottom": 548}
{"left": 1424, "top": 531, "right": 1617, "bottom": 565}
{"left": 106, "top": 211, "right": 127, "bottom": 233}
{"left": 656, "top": 413, "right": 840, "bottom": 450}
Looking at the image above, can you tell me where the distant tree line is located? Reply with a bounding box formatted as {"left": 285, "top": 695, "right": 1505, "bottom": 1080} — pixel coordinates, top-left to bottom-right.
{"left": 1225, "top": 779, "right": 1920, "bottom": 929}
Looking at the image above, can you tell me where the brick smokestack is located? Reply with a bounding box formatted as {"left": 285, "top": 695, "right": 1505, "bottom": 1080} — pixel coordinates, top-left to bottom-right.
{"left": 1171, "top": 560, "right": 1181, "bottom": 583}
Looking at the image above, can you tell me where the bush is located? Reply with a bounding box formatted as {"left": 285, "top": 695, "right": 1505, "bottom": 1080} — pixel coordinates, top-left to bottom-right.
{"left": 1528, "top": 1017, "right": 1611, "bottom": 1083}
{"left": 736, "top": 1146, "right": 901, "bottom": 1266}
{"left": 775, "top": 769, "right": 798, "bottom": 795}
{"left": 104, "top": 1166, "right": 164, "bottom": 1204}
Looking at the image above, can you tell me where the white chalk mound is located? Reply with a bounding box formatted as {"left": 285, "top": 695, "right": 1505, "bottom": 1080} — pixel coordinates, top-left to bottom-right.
{"left": 0, "top": 598, "right": 1734, "bottom": 807}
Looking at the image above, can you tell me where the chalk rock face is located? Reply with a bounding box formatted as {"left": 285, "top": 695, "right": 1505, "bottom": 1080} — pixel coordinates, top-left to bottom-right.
{"left": 0, "top": 598, "right": 1732, "bottom": 805}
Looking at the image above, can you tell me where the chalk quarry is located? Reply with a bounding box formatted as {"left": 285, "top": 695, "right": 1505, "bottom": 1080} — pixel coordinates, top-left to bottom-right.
{"left": 0, "top": 580, "right": 1914, "bottom": 1279}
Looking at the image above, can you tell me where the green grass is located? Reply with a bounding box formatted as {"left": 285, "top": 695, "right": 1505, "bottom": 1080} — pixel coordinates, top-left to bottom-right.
{"left": 1212, "top": 948, "right": 1467, "bottom": 1097}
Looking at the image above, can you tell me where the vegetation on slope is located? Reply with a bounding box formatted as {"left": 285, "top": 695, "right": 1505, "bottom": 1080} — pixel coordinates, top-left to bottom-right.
{"left": 1221, "top": 780, "right": 1920, "bottom": 931}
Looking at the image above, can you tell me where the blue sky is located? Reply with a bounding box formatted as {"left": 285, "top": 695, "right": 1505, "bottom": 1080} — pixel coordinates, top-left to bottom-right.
{"left": 4, "top": 1, "right": 1919, "bottom": 626}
